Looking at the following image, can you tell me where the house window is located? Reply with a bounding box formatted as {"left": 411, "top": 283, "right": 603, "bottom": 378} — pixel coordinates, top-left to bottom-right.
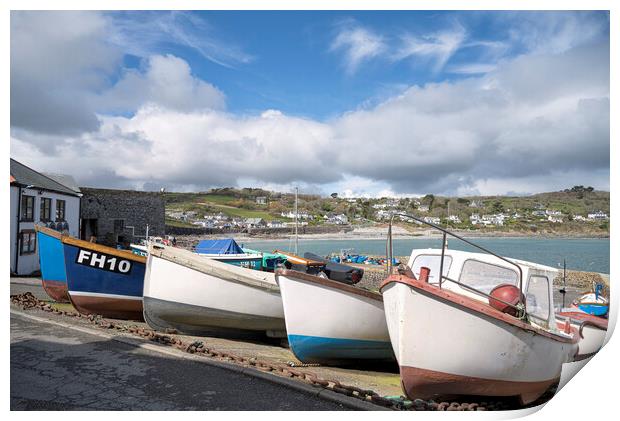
{"left": 113, "top": 219, "right": 125, "bottom": 233}
{"left": 19, "top": 230, "right": 36, "bottom": 255}
{"left": 40, "top": 198, "right": 52, "bottom": 221}
{"left": 20, "top": 195, "right": 34, "bottom": 221}
{"left": 56, "top": 199, "right": 66, "bottom": 221}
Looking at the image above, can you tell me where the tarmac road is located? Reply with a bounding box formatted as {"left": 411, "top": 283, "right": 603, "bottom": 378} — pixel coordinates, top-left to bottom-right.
{"left": 10, "top": 313, "right": 348, "bottom": 410}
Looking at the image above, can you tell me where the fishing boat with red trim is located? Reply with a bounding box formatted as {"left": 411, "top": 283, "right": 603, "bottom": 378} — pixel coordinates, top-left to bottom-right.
{"left": 62, "top": 236, "right": 147, "bottom": 320}
{"left": 380, "top": 214, "right": 583, "bottom": 405}
{"left": 35, "top": 225, "right": 70, "bottom": 303}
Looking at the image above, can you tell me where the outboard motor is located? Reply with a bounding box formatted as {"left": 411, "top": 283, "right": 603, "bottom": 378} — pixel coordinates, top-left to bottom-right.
{"left": 304, "top": 252, "right": 364, "bottom": 285}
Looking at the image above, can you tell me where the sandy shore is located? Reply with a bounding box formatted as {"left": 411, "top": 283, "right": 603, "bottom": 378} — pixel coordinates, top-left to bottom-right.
{"left": 203, "top": 225, "right": 609, "bottom": 242}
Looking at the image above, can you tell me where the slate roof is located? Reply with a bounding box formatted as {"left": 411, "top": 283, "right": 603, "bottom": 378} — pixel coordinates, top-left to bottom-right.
{"left": 10, "top": 159, "right": 81, "bottom": 197}
{"left": 42, "top": 172, "right": 81, "bottom": 193}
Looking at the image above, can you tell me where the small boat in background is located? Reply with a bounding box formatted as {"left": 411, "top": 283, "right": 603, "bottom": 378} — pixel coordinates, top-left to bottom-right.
{"left": 35, "top": 225, "right": 69, "bottom": 303}
{"left": 195, "top": 239, "right": 264, "bottom": 270}
{"left": 275, "top": 269, "right": 394, "bottom": 365}
{"left": 556, "top": 307, "right": 608, "bottom": 358}
{"left": 572, "top": 284, "right": 609, "bottom": 317}
{"left": 143, "top": 244, "right": 286, "bottom": 338}
{"left": 303, "top": 252, "right": 364, "bottom": 285}
{"left": 274, "top": 250, "right": 326, "bottom": 275}
{"left": 62, "top": 236, "right": 146, "bottom": 320}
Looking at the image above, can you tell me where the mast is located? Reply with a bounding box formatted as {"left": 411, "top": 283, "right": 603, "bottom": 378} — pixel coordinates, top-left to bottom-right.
{"left": 294, "top": 186, "right": 299, "bottom": 255}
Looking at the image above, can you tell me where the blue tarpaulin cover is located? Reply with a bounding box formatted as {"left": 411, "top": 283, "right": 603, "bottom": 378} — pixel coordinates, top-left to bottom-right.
{"left": 195, "top": 239, "right": 244, "bottom": 254}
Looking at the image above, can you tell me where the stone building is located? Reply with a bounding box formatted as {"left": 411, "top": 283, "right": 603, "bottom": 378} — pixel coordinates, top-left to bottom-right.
{"left": 80, "top": 187, "right": 165, "bottom": 246}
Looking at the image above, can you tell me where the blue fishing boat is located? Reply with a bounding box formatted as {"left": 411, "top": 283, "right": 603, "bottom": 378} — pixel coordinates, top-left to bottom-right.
{"left": 572, "top": 284, "right": 609, "bottom": 317}
{"left": 62, "top": 236, "right": 147, "bottom": 320}
{"left": 35, "top": 225, "right": 69, "bottom": 303}
{"left": 195, "top": 239, "right": 263, "bottom": 270}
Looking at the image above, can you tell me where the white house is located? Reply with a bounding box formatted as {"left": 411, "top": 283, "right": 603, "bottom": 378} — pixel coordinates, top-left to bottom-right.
{"left": 447, "top": 215, "right": 462, "bottom": 224}
{"left": 10, "top": 159, "right": 81, "bottom": 276}
{"left": 588, "top": 211, "right": 609, "bottom": 220}
{"left": 423, "top": 216, "right": 441, "bottom": 225}
{"left": 417, "top": 205, "right": 430, "bottom": 212}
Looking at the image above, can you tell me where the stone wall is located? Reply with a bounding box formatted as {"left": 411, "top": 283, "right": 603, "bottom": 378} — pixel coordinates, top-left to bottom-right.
{"left": 80, "top": 187, "right": 165, "bottom": 246}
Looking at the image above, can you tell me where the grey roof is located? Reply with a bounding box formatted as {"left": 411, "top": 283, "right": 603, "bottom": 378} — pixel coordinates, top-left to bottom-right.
{"left": 10, "top": 159, "right": 81, "bottom": 197}
{"left": 42, "top": 172, "right": 81, "bottom": 193}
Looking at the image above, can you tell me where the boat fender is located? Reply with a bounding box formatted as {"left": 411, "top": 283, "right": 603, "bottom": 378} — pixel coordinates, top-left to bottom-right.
{"left": 488, "top": 284, "right": 524, "bottom": 317}
{"left": 419, "top": 266, "right": 431, "bottom": 283}
{"left": 564, "top": 317, "right": 572, "bottom": 334}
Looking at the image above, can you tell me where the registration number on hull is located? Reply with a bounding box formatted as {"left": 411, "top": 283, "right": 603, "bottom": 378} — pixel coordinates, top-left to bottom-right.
{"left": 76, "top": 249, "right": 133, "bottom": 274}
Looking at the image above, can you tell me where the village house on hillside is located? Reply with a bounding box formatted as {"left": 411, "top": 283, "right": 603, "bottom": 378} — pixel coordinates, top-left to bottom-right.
{"left": 10, "top": 159, "right": 81, "bottom": 275}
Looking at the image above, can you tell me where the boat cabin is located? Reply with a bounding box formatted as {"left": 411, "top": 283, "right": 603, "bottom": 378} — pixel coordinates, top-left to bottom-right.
{"left": 406, "top": 249, "right": 560, "bottom": 331}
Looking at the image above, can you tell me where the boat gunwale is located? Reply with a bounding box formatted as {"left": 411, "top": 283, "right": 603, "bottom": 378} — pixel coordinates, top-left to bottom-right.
{"left": 62, "top": 236, "right": 147, "bottom": 264}
{"left": 381, "top": 274, "right": 578, "bottom": 344}
{"left": 149, "top": 246, "right": 280, "bottom": 293}
{"left": 34, "top": 224, "right": 62, "bottom": 239}
{"left": 556, "top": 311, "right": 608, "bottom": 330}
{"left": 276, "top": 269, "right": 382, "bottom": 302}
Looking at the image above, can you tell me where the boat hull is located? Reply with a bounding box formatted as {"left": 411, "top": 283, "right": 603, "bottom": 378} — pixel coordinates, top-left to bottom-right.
{"left": 62, "top": 237, "right": 146, "bottom": 320}
{"left": 144, "top": 249, "right": 286, "bottom": 337}
{"left": 382, "top": 279, "right": 576, "bottom": 404}
{"left": 36, "top": 227, "right": 70, "bottom": 303}
{"left": 276, "top": 270, "right": 394, "bottom": 365}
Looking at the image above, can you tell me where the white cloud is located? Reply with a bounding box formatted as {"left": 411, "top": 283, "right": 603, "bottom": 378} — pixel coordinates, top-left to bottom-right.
{"left": 100, "top": 54, "right": 226, "bottom": 113}
{"left": 108, "top": 11, "right": 254, "bottom": 68}
{"left": 10, "top": 12, "right": 610, "bottom": 197}
{"left": 10, "top": 11, "right": 120, "bottom": 134}
{"left": 330, "top": 23, "right": 386, "bottom": 74}
{"left": 393, "top": 24, "right": 467, "bottom": 73}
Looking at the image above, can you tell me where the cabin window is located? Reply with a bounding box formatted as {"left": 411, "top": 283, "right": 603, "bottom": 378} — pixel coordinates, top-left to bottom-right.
{"left": 40, "top": 198, "right": 52, "bottom": 221}
{"left": 459, "top": 259, "right": 519, "bottom": 294}
{"left": 56, "top": 199, "right": 66, "bottom": 221}
{"left": 411, "top": 254, "right": 453, "bottom": 284}
{"left": 21, "top": 195, "right": 34, "bottom": 221}
{"left": 526, "top": 275, "right": 550, "bottom": 322}
{"left": 19, "top": 230, "right": 36, "bottom": 255}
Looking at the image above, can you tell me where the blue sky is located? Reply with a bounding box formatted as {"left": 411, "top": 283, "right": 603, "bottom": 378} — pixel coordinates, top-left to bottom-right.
{"left": 108, "top": 11, "right": 608, "bottom": 120}
{"left": 10, "top": 10, "right": 610, "bottom": 197}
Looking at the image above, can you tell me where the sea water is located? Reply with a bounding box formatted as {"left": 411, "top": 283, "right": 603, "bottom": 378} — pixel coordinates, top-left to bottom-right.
{"left": 243, "top": 237, "right": 610, "bottom": 274}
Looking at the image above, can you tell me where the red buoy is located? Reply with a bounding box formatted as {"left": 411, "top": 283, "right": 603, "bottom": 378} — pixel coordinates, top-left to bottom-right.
{"left": 488, "top": 284, "right": 524, "bottom": 316}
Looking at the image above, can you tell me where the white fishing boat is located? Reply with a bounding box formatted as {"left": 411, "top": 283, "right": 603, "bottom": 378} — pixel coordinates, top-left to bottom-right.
{"left": 275, "top": 269, "right": 394, "bottom": 365}
{"left": 380, "top": 215, "right": 580, "bottom": 405}
{"left": 143, "top": 244, "right": 286, "bottom": 338}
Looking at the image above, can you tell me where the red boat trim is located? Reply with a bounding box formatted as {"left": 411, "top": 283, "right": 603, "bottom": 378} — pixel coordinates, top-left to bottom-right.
{"left": 400, "top": 365, "right": 558, "bottom": 405}
{"left": 276, "top": 269, "right": 382, "bottom": 301}
{"left": 41, "top": 280, "right": 70, "bottom": 303}
{"left": 557, "top": 311, "right": 608, "bottom": 330}
{"left": 381, "top": 274, "right": 577, "bottom": 344}
{"left": 62, "top": 236, "right": 147, "bottom": 264}
{"left": 68, "top": 293, "right": 144, "bottom": 321}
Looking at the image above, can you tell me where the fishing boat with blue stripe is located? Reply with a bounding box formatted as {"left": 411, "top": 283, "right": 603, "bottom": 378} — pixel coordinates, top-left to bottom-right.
{"left": 571, "top": 284, "right": 609, "bottom": 317}
{"left": 274, "top": 269, "right": 395, "bottom": 365}
{"left": 35, "top": 225, "right": 69, "bottom": 303}
{"left": 194, "top": 239, "right": 264, "bottom": 270}
{"left": 62, "top": 236, "right": 147, "bottom": 320}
